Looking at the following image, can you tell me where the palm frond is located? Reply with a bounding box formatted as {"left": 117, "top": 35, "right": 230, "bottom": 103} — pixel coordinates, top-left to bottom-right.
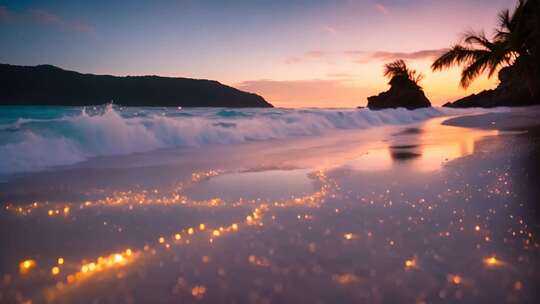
{"left": 486, "top": 46, "right": 514, "bottom": 77}
{"left": 460, "top": 54, "right": 491, "bottom": 88}
{"left": 383, "top": 59, "right": 424, "bottom": 85}
{"left": 431, "top": 45, "right": 482, "bottom": 71}
{"left": 409, "top": 71, "right": 424, "bottom": 84}
{"left": 497, "top": 9, "right": 513, "bottom": 33}
{"left": 494, "top": 29, "right": 512, "bottom": 43}
{"left": 383, "top": 59, "right": 408, "bottom": 79}
{"left": 462, "top": 31, "right": 495, "bottom": 50}
{"left": 432, "top": 0, "right": 537, "bottom": 94}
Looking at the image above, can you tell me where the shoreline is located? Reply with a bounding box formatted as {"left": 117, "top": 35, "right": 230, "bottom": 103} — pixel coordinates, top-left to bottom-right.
{"left": 0, "top": 107, "right": 530, "bottom": 203}
{"left": 442, "top": 106, "right": 540, "bottom": 131}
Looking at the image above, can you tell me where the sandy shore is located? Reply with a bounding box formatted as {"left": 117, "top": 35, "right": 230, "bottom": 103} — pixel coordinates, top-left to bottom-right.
{"left": 443, "top": 106, "right": 540, "bottom": 131}
{"left": 1, "top": 108, "right": 539, "bottom": 303}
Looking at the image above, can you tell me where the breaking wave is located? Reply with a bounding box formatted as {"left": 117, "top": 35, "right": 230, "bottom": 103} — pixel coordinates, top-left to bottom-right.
{"left": 0, "top": 105, "right": 491, "bottom": 174}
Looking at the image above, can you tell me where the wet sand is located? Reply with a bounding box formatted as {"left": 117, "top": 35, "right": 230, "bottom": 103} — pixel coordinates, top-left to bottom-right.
{"left": 1, "top": 108, "right": 539, "bottom": 303}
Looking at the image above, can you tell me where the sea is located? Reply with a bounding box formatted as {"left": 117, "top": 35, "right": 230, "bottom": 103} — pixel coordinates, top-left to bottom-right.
{"left": 0, "top": 104, "right": 485, "bottom": 175}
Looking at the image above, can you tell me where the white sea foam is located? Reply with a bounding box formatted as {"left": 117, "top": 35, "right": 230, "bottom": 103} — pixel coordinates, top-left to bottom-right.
{"left": 0, "top": 105, "right": 500, "bottom": 174}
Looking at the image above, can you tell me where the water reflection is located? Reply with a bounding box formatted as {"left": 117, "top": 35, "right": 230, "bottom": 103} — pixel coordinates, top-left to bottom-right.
{"left": 186, "top": 169, "right": 315, "bottom": 201}
{"left": 350, "top": 118, "right": 498, "bottom": 172}
{"left": 389, "top": 145, "right": 422, "bottom": 161}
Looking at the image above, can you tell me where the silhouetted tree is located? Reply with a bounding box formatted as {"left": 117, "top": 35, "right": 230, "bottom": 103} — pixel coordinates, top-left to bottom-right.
{"left": 383, "top": 59, "right": 424, "bottom": 86}
{"left": 432, "top": 0, "right": 539, "bottom": 96}
{"left": 366, "top": 59, "right": 431, "bottom": 109}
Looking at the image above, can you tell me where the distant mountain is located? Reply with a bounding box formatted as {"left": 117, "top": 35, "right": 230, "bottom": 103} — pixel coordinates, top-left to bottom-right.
{"left": 0, "top": 64, "right": 273, "bottom": 108}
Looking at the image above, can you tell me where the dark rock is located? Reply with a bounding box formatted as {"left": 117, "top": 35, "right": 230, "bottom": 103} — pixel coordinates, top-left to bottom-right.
{"left": 443, "top": 66, "right": 539, "bottom": 108}
{"left": 0, "top": 63, "right": 273, "bottom": 108}
{"left": 443, "top": 87, "right": 537, "bottom": 108}
{"left": 442, "top": 102, "right": 453, "bottom": 107}
{"left": 367, "top": 76, "right": 431, "bottom": 110}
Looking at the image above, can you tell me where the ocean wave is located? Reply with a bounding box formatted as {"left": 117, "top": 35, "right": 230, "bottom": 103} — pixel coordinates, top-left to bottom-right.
{"left": 0, "top": 105, "right": 492, "bottom": 174}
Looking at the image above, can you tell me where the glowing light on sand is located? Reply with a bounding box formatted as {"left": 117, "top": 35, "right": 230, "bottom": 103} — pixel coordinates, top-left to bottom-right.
{"left": 404, "top": 259, "right": 417, "bottom": 269}
{"left": 332, "top": 273, "right": 360, "bottom": 285}
{"left": 19, "top": 259, "right": 36, "bottom": 273}
{"left": 191, "top": 285, "right": 206, "bottom": 299}
{"left": 448, "top": 274, "right": 462, "bottom": 284}
{"left": 114, "top": 254, "right": 124, "bottom": 263}
{"left": 484, "top": 256, "right": 501, "bottom": 267}
{"left": 51, "top": 266, "right": 60, "bottom": 275}
{"left": 247, "top": 255, "right": 270, "bottom": 267}
{"left": 344, "top": 233, "right": 353, "bottom": 240}
{"left": 57, "top": 257, "right": 64, "bottom": 265}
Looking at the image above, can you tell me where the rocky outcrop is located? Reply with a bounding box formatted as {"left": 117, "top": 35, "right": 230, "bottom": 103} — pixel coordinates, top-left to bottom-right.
{"left": 367, "top": 76, "right": 431, "bottom": 110}
{"left": 0, "top": 64, "right": 273, "bottom": 108}
{"left": 443, "top": 66, "right": 538, "bottom": 108}
{"left": 442, "top": 88, "right": 535, "bottom": 108}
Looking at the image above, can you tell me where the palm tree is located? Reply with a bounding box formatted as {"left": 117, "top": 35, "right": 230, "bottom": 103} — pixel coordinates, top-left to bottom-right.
{"left": 367, "top": 59, "right": 431, "bottom": 109}
{"left": 431, "top": 33, "right": 510, "bottom": 88}
{"left": 384, "top": 59, "right": 424, "bottom": 86}
{"left": 431, "top": 0, "right": 538, "bottom": 95}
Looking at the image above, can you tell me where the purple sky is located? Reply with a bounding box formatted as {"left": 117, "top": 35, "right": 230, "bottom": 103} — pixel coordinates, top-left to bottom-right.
{"left": 0, "top": 0, "right": 516, "bottom": 107}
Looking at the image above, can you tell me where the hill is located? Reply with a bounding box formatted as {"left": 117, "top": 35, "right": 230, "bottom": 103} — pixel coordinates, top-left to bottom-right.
{"left": 0, "top": 64, "right": 273, "bottom": 108}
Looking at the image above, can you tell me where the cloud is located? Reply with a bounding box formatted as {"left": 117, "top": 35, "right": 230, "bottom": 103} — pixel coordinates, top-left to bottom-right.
{"left": 305, "top": 50, "right": 327, "bottom": 58}
{"left": 284, "top": 50, "right": 330, "bottom": 65}
{"left": 326, "top": 72, "right": 357, "bottom": 78}
{"left": 346, "top": 49, "right": 448, "bottom": 63}
{"left": 0, "top": 6, "right": 94, "bottom": 34}
{"left": 323, "top": 25, "right": 338, "bottom": 35}
{"left": 374, "top": 3, "right": 389, "bottom": 16}
{"left": 235, "top": 79, "right": 374, "bottom": 108}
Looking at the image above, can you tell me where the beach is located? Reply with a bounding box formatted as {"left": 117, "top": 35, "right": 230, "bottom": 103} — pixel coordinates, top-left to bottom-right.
{"left": 1, "top": 106, "right": 539, "bottom": 303}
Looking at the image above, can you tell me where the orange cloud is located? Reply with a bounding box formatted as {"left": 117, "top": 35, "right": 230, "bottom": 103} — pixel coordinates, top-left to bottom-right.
{"left": 346, "top": 49, "right": 448, "bottom": 63}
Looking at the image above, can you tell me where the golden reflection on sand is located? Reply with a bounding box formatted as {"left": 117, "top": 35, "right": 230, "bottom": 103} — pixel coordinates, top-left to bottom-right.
{"left": 351, "top": 118, "right": 498, "bottom": 172}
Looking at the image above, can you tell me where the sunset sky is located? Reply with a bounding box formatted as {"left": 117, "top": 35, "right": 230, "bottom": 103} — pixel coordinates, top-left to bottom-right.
{"left": 0, "top": 0, "right": 516, "bottom": 107}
